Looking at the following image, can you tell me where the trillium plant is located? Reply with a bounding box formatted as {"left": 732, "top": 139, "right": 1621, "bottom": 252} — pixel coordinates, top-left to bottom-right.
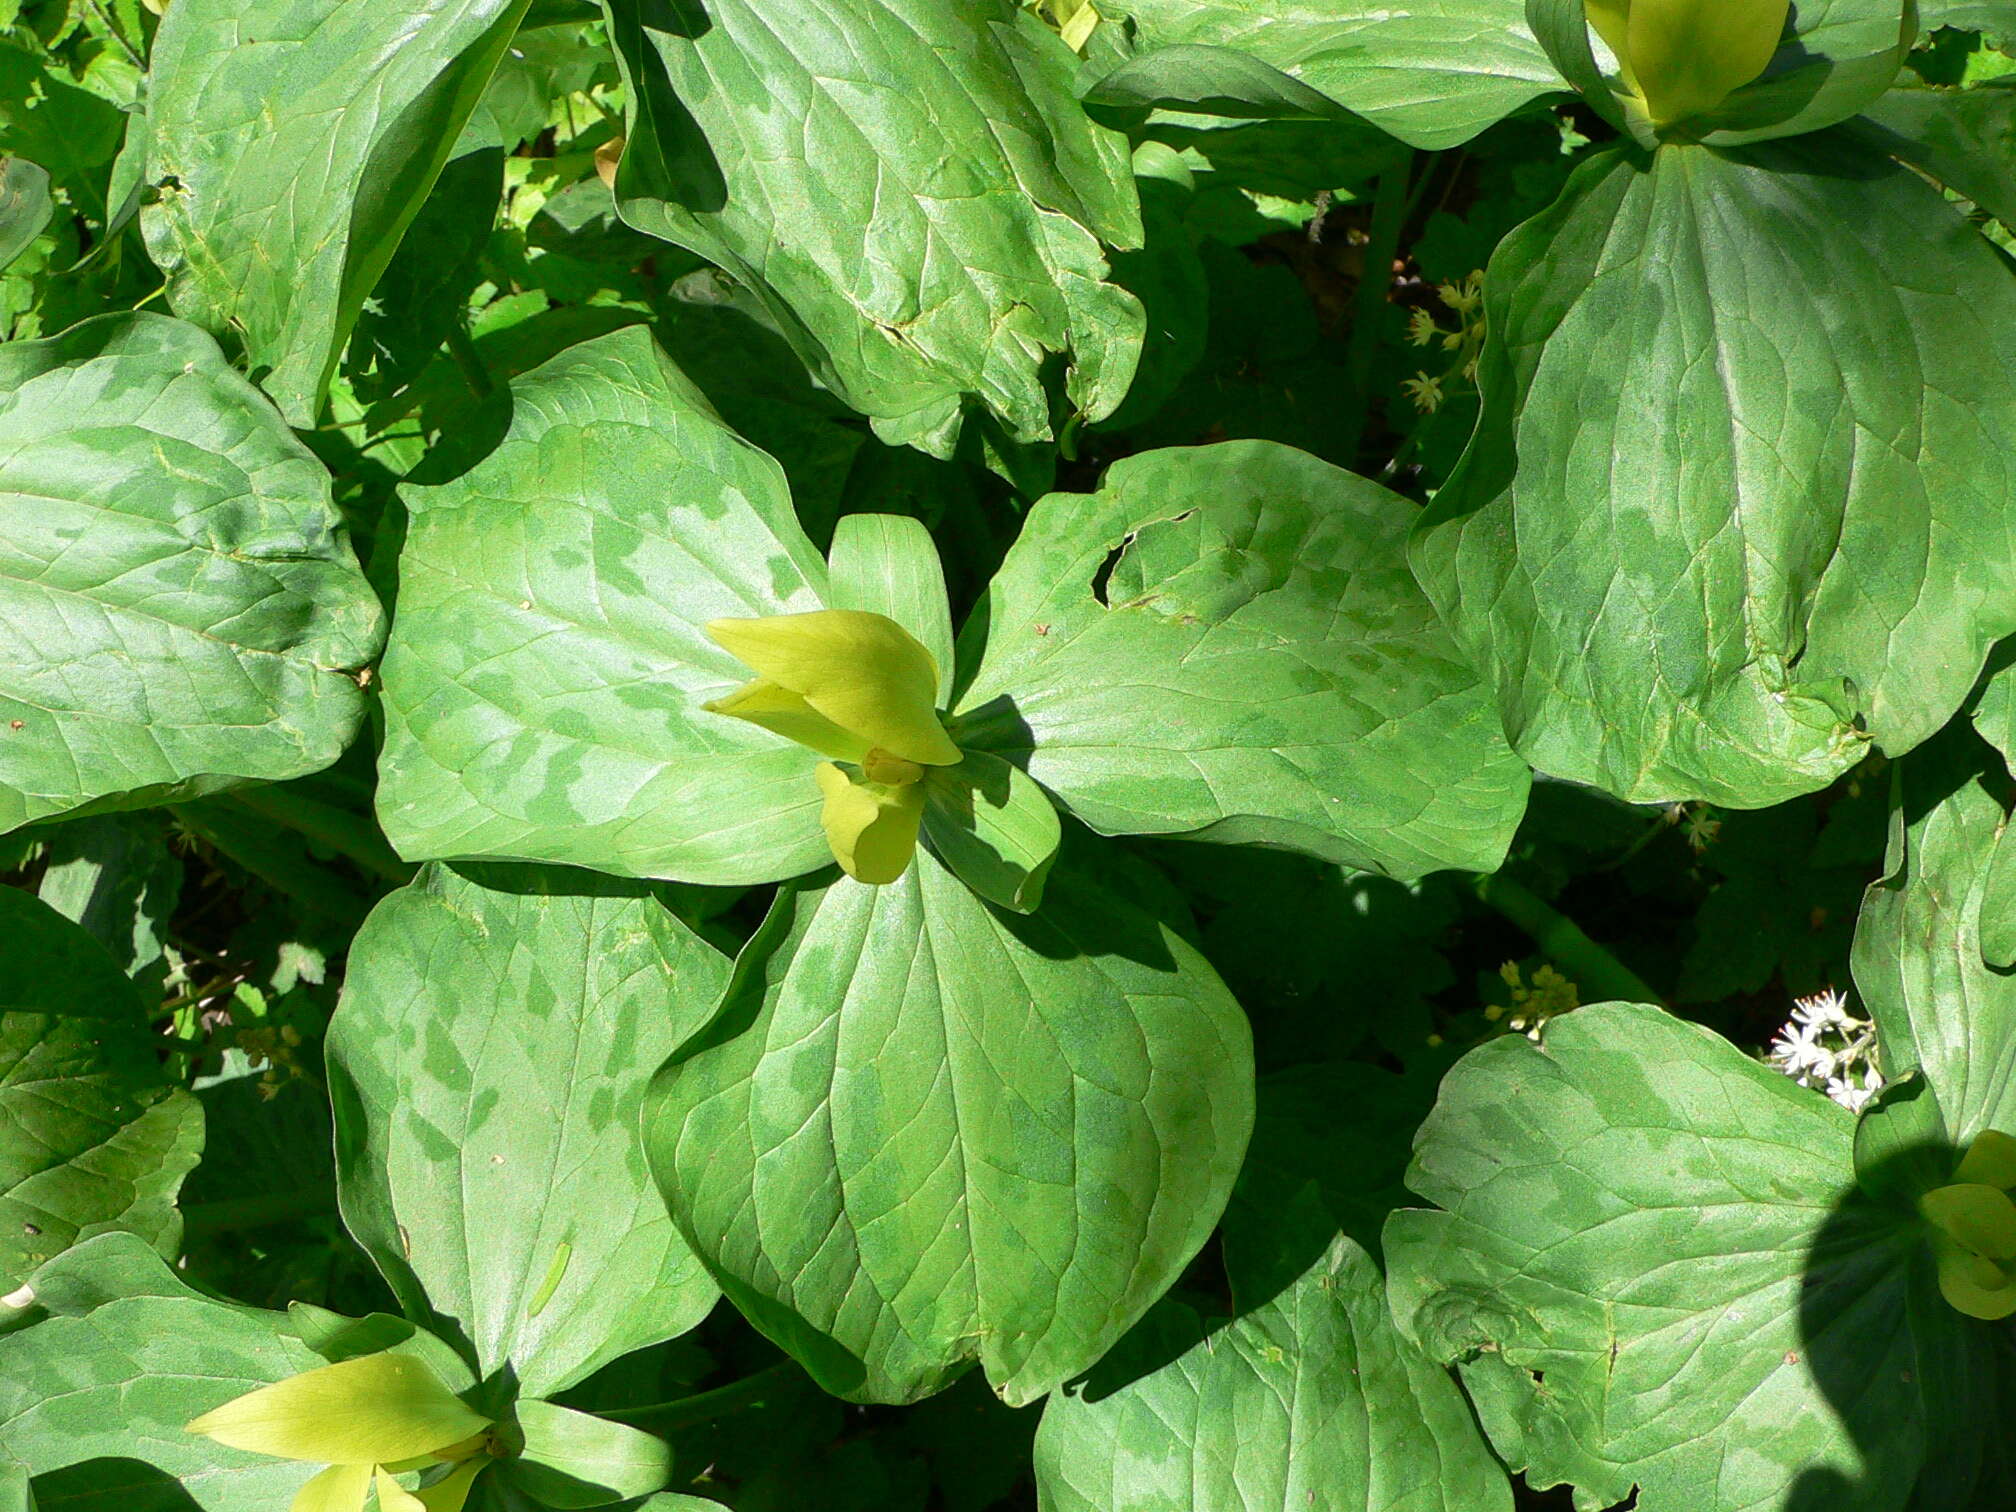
{"left": 2, "top": 0, "right": 2015, "bottom": 1505}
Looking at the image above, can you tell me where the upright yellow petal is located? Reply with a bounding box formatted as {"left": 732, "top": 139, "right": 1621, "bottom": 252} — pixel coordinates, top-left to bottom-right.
{"left": 413, "top": 1459, "right": 487, "bottom": 1512}
{"left": 1955, "top": 1129, "right": 2016, "bottom": 1191}
{"left": 704, "top": 678, "right": 872, "bottom": 762}
{"left": 289, "top": 1463, "right": 373, "bottom": 1512}
{"left": 186, "top": 1353, "right": 490, "bottom": 1466}
{"left": 375, "top": 1468, "right": 427, "bottom": 1512}
{"left": 1625, "top": 0, "right": 1788, "bottom": 125}
{"left": 816, "top": 761, "right": 927, "bottom": 885}
{"left": 1923, "top": 1183, "right": 2016, "bottom": 1260}
{"left": 706, "top": 611, "right": 959, "bottom": 767}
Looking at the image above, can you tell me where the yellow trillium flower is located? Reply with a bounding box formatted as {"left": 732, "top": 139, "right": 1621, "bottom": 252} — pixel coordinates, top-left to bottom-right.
{"left": 186, "top": 1351, "right": 493, "bottom": 1512}
{"left": 704, "top": 610, "right": 960, "bottom": 885}
{"left": 1923, "top": 1129, "right": 2016, "bottom": 1320}
{"left": 1586, "top": 0, "right": 1789, "bottom": 127}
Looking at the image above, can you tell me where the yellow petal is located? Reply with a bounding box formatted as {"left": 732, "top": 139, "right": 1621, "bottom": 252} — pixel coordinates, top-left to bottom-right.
{"left": 1585, "top": 0, "right": 1640, "bottom": 93}
{"left": 1934, "top": 1236, "right": 2016, "bottom": 1321}
{"left": 706, "top": 611, "right": 959, "bottom": 767}
{"left": 375, "top": 1469, "right": 426, "bottom": 1512}
{"left": 1921, "top": 1183, "right": 2016, "bottom": 1260}
{"left": 412, "top": 1459, "right": 486, "bottom": 1512}
{"left": 1625, "top": 0, "right": 1787, "bottom": 125}
{"left": 290, "top": 1463, "right": 372, "bottom": 1512}
{"left": 186, "top": 1353, "right": 490, "bottom": 1466}
{"left": 703, "top": 678, "right": 872, "bottom": 762}
{"left": 816, "top": 761, "right": 926, "bottom": 885}
{"left": 1955, "top": 1128, "right": 2016, "bottom": 1191}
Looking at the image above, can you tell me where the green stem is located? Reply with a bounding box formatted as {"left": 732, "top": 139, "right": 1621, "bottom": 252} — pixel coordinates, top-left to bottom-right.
{"left": 226, "top": 787, "right": 414, "bottom": 884}
{"left": 445, "top": 320, "right": 494, "bottom": 399}
{"left": 1338, "top": 158, "right": 1413, "bottom": 466}
{"left": 181, "top": 1184, "right": 338, "bottom": 1239}
{"left": 602, "top": 1361, "right": 802, "bottom": 1434}
{"left": 1473, "top": 872, "right": 1664, "bottom": 1007}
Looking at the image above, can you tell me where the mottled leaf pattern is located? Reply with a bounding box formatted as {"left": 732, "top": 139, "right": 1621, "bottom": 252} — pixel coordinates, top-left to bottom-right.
{"left": 1412, "top": 140, "right": 2016, "bottom": 807}
{"left": 605, "top": 0, "right": 1144, "bottom": 455}
{"left": 646, "top": 847, "right": 1253, "bottom": 1406}
{"left": 955, "top": 441, "right": 1530, "bottom": 879}
{"left": 328, "top": 863, "right": 727, "bottom": 1398}
{"left": 0, "top": 315, "right": 382, "bottom": 832}
{"left": 139, "top": 0, "right": 533, "bottom": 423}
{"left": 376, "top": 325, "right": 833, "bottom": 885}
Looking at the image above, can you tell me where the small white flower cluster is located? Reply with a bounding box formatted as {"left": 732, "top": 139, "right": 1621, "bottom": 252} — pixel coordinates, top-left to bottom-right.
{"left": 1765, "top": 988, "right": 1884, "bottom": 1111}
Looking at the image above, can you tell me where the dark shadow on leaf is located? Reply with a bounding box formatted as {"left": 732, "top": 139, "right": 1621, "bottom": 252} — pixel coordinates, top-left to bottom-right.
{"left": 607, "top": 0, "right": 728, "bottom": 214}
{"left": 1790, "top": 1137, "right": 2016, "bottom": 1509}
{"left": 32, "top": 1458, "right": 202, "bottom": 1512}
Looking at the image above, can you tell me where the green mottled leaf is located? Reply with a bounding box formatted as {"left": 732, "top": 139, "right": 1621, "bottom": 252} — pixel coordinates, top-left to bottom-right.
{"left": 376, "top": 324, "right": 833, "bottom": 886}
{"left": 1091, "top": 0, "right": 1566, "bottom": 149}
{"left": 1033, "top": 1235, "right": 1511, "bottom": 1512}
{"left": 0, "top": 314, "right": 383, "bottom": 833}
{"left": 1412, "top": 140, "right": 2016, "bottom": 808}
{"left": 645, "top": 846, "right": 1253, "bottom": 1406}
{"left": 1384, "top": 1003, "right": 1991, "bottom": 1512}
{"left": 499, "top": 1402, "right": 673, "bottom": 1508}
{"left": 0, "top": 889, "right": 202, "bottom": 1291}
{"left": 604, "top": 0, "right": 1144, "bottom": 456}
{"left": 327, "top": 863, "right": 727, "bottom": 1399}
{"left": 0, "top": 1232, "right": 324, "bottom": 1512}
{"left": 0, "top": 157, "right": 49, "bottom": 272}
{"left": 138, "top": 0, "right": 534, "bottom": 424}
{"left": 1853, "top": 738, "right": 2016, "bottom": 1147}
{"left": 954, "top": 441, "right": 1529, "bottom": 879}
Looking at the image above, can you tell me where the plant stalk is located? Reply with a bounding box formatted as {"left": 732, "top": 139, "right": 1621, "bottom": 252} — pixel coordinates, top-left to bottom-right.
{"left": 603, "top": 1361, "right": 802, "bottom": 1434}
{"left": 1339, "top": 158, "right": 1414, "bottom": 466}
{"left": 1473, "top": 872, "right": 1665, "bottom": 1007}
{"left": 181, "top": 1184, "right": 339, "bottom": 1238}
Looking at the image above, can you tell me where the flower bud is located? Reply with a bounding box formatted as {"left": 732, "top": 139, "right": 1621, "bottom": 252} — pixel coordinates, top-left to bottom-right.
{"left": 1587, "top": 0, "right": 1790, "bottom": 127}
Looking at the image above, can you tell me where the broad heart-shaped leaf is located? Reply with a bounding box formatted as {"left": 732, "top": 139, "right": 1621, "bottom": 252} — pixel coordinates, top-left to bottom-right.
{"left": 137, "top": 0, "right": 533, "bottom": 425}
{"left": 376, "top": 324, "right": 834, "bottom": 886}
{"left": 603, "top": 0, "right": 1144, "bottom": 457}
{"left": 326, "top": 862, "right": 728, "bottom": 1401}
{"left": 0, "top": 1232, "right": 325, "bottom": 1512}
{"left": 0, "top": 314, "right": 383, "bottom": 833}
{"left": 1411, "top": 138, "right": 2016, "bottom": 810}
{"left": 1089, "top": 0, "right": 1566, "bottom": 150}
{"left": 0, "top": 888, "right": 203, "bottom": 1291}
{"left": 952, "top": 441, "right": 1530, "bottom": 880}
{"left": 1383, "top": 1003, "right": 2008, "bottom": 1512}
{"left": 645, "top": 844, "right": 1254, "bottom": 1407}
{"left": 1033, "top": 1234, "right": 1511, "bottom": 1512}
{"left": 1852, "top": 735, "right": 2016, "bottom": 1147}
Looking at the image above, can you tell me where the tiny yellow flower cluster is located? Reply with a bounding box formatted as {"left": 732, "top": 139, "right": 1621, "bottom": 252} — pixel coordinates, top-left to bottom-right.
{"left": 238, "top": 1020, "right": 306, "bottom": 1101}
{"left": 1486, "top": 961, "right": 1580, "bottom": 1040}
{"left": 1403, "top": 272, "right": 1485, "bottom": 415}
